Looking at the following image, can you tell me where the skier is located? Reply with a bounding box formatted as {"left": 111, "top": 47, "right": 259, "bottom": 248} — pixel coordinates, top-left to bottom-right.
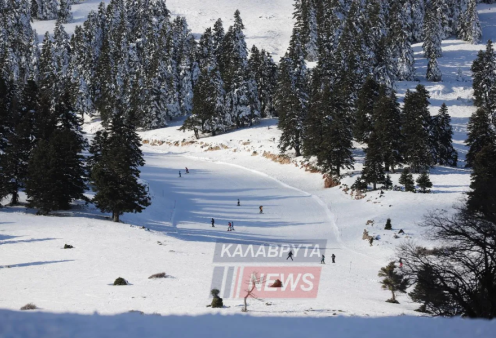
{"left": 231, "top": 221, "right": 235, "bottom": 231}
{"left": 237, "top": 199, "right": 240, "bottom": 206}
{"left": 179, "top": 171, "right": 182, "bottom": 178}
{"left": 399, "top": 258, "right": 403, "bottom": 268}
{"left": 331, "top": 254, "right": 336, "bottom": 263}
{"left": 321, "top": 254, "right": 325, "bottom": 264}
{"left": 227, "top": 222, "right": 232, "bottom": 231}
{"left": 211, "top": 218, "right": 215, "bottom": 227}
{"left": 259, "top": 205, "right": 263, "bottom": 214}
{"left": 287, "top": 250, "right": 293, "bottom": 261}
{"left": 185, "top": 167, "right": 189, "bottom": 174}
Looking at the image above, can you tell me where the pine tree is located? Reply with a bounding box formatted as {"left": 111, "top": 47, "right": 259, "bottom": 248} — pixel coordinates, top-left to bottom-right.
{"left": 222, "top": 11, "right": 260, "bottom": 127}
{"left": 383, "top": 174, "right": 393, "bottom": 190}
{"left": 467, "top": 142, "right": 496, "bottom": 223}
{"left": 385, "top": 218, "right": 392, "bottom": 230}
{"left": 399, "top": 168, "right": 415, "bottom": 192}
{"left": 249, "top": 47, "right": 277, "bottom": 118}
{"left": 25, "top": 90, "right": 87, "bottom": 214}
{"left": 458, "top": 0, "right": 482, "bottom": 44}
{"left": 409, "top": 265, "right": 451, "bottom": 314}
{"left": 426, "top": 56, "right": 442, "bottom": 82}
{"left": 465, "top": 108, "right": 496, "bottom": 167}
{"left": 431, "top": 103, "right": 458, "bottom": 166}
{"left": 57, "top": 0, "right": 73, "bottom": 24}
{"left": 416, "top": 171, "right": 433, "bottom": 193}
{"left": 276, "top": 29, "right": 309, "bottom": 157}
{"left": 306, "top": 83, "right": 354, "bottom": 177}
{"left": 423, "top": 4, "right": 443, "bottom": 59}
{"left": 373, "top": 88, "right": 403, "bottom": 172}
{"left": 362, "top": 131, "right": 385, "bottom": 190}
{"left": 471, "top": 40, "right": 496, "bottom": 110}
{"left": 378, "top": 262, "right": 408, "bottom": 303}
{"left": 389, "top": 0, "right": 416, "bottom": 81}
{"left": 402, "top": 86, "right": 434, "bottom": 173}
{"left": 32, "top": 0, "right": 59, "bottom": 20}
{"left": 354, "top": 76, "right": 379, "bottom": 144}
{"left": 89, "top": 108, "right": 151, "bottom": 222}
{"left": 0, "top": 80, "right": 36, "bottom": 205}
{"left": 181, "top": 67, "right": 226, "bottom": 138}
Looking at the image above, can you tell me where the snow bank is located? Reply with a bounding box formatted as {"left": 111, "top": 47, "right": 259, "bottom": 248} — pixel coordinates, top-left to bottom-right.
{"left": 0, "top": 310, "right": 494, "bottom": 338}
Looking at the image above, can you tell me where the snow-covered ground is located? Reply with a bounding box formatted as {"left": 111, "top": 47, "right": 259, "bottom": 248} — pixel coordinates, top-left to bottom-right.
{"left": 1, "top": 1, "right": 495, "bottom": 336}
{"left": 1, "top": 310, "right": 495, "bottom": 338}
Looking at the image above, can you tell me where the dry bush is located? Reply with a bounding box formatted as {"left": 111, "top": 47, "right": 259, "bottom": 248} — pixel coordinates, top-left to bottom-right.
{"left": 148, "top": 272, "right": 167, "bottom": 279}
{"left": 21, "top": 303, "right": 37, "bottom": 310}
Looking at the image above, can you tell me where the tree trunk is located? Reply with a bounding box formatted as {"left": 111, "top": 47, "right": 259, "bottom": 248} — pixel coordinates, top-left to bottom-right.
{"left": 373, "top": 182, "right": 377, "bottom": 190}
{"left": 295, "top": 145, "right": 301, "bottom": 157}
{"left": 10, "top": 192, "right": 19, "bottom": 206}
{"left": 113, "top": 211, "right": 119, "bottom": 222}
{"left": 391, "top": 290, "right": 396, "bottom": 302}
{"left": 243, "top": 296, "right": 248, "bottom": 312}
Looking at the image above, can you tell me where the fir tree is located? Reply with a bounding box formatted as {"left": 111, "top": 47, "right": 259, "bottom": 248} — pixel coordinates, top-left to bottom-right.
{"left": 181, "top": 67, "right": 226, "bottom": 138}
{"left": 402, "top": 86, "right": 434, "bottom": 172}
{"left": 409, "top": 265, "right": 451, "bottom": 314}
{"left": 373, "top": 88, "right": 403, "bottom": 172}
{"left": 354, "top": 76, "right": 379, "bottom": 144}
{"left": 306, "top": 84, "right": 354, "bottom": 177}
{"left": 0, "top": 80, "right": 36, "bottom": 205}
{"left": 423, "top": 3, "right": 443, "bottom": 59}
{"left": 458, "top": 0, "right": 482, "bottom": 44}
{"left": 471, "top": 40, "right": 496, "bottom": 110}
{"left": 385, "top": 218, "right": 392, "bottom": 230}
{"left": 362, "top": 131, "right": 385, "bottom": 190}
{"left": 399, "top": 168, "right": 415, "bottom": 192}
{"left": 467, "top": 142, "right": 496, "bottom": 223}
{"left": 276, "top": 29, "right": 309, "bottom": 157}
{"left": 25, "top": 90, "right": 87, "bottom": 214}
{"left": 383, "top": 174, "right": 393, "bottom": 190}
{"left": 416, "top": 171, "right": 433, "bottom": 193}
{"left": 89, "top": 108, "right": 151, "bottom": 222}
{"left": 465, "top": 108, "right": 496, "bottom": 167}
{"left": 378, "top": 262, "right": 408, "bottom": 303}
{"left": 431, "top": 103, "right": 458, "bottom": 166}
{"left": 57, "top": 0, "right": 73, "bottom": 24}
{"left": 426, "top": 56, "right": 442, "bottom": 82}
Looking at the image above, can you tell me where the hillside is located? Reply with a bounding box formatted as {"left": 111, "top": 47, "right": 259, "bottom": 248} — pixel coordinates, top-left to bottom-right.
{"left": 1, "top": 1, "right": 495, "bottom": 337}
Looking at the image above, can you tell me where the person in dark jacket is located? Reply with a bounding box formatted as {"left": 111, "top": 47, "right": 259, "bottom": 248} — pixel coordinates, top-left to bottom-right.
{"left": 331, "top": 254, "right": 336, "bottom": 263}
{"left": 237, "top": 199, "right": 240, "bottom": 206}
{"left": 321, "top": 254, "right": 325, "bottom": 264}
{"left": 211, "top": 218, "right": 215, "bottom": 227}
{"left": 287, "top": 250, "right": 293, "bottom": 261}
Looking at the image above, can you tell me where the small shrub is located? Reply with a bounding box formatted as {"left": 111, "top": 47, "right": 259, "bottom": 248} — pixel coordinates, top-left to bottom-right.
{"left": 64, "top": 244, "right": 74, "bottom": 249}
{"left": 21, "top": 303, "right": 37, "bottom": 310}
{"left": 148, "top": 272, "right": 167, "bottom": 279}
{"left": 385, "top": 218, "right": 392, "bottom": 230}
{"left": 210, "top": 289, "right": 223, "bottom": 308}
{"left": 113, "top": 277, "right": 128, "bottom": 285}
{"left": 398, "top": 229, "right": 405, "bottom": 234}
{"left": 211, "top": 297, "right": 224, "bottom": 308}
{"left": 386, "top": 298, "right": 400, "bottom": 304}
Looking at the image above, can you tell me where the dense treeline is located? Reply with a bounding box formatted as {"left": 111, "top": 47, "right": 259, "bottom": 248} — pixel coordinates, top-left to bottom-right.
{"left": 0, "top": 0, "right": 152, "bottom": 219}
{"left": 278, "top": 0, "right": 464, "bottom": 179}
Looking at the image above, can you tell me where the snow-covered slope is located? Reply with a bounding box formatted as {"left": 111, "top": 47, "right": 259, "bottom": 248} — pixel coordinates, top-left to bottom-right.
{"left": 1, "top": 310, "right": 495, "bottom": 338}
{"left": 1, "top": 1, "right": 495, "bottom": 335}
